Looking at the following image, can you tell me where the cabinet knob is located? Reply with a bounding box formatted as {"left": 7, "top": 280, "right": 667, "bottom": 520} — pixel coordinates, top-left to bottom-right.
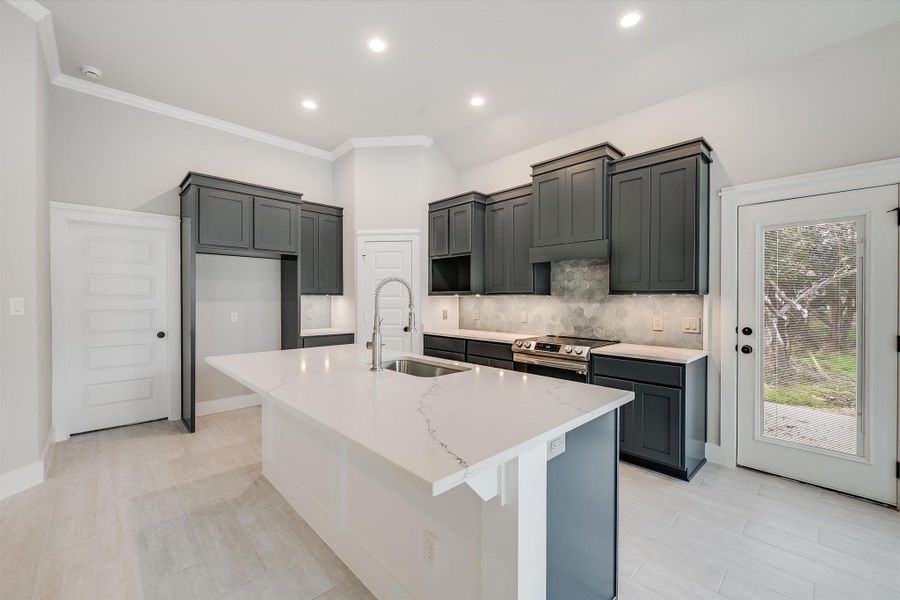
{"left": 740, "top": 345, "right": 753, "bottom": 354}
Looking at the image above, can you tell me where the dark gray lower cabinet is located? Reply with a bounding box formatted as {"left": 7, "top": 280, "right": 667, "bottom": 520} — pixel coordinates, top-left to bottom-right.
{"left": 592, "top": 355, "right": 707, "bottom": 480}
{"left": 300, "top": 333, "right": 354, "bottom": 348}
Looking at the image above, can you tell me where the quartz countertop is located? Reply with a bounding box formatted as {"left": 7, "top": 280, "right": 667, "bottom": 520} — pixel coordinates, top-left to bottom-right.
{"left": 299, "top": 327, "right": 355, "bottom": 337}
{"left": 591, "top": 343, "right": 707, "bottom": 364}
{"left": 207, "top": 345, "right": 632, "bottom": 496}
{"left": 423, "top": 328, "right": 537, "bottom": 344}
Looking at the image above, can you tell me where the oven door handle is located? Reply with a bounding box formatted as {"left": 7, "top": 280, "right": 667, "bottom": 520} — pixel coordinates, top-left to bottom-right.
{"left": 513, "top": 353, "right": 588, "bottom": 374}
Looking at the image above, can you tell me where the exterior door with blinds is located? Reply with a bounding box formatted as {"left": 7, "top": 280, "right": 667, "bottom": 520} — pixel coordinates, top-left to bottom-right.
{"left": 736, "top": 185, "right": 898, "bottom": 504}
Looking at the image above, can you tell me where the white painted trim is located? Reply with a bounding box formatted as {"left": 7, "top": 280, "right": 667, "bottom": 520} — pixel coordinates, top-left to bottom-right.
{"left": 0, "top": 461, "right": 44, "bottom": 500}
{"left": 7, "top": 0, "right": 61, "bottom": 79}
{"left": 719, "top": 158, "right": 900, "bottom": 469}
{"left": 50, "top": 203, "right": 181, "bottom": 441}
{"left": 332, "top": 136, "right": 435, "bottom": 159}
{"left": 195, "top": 393, "right": 261, "bottom": 416}
{"left": 355, "top": 230, "right": 423, "bottom": 354}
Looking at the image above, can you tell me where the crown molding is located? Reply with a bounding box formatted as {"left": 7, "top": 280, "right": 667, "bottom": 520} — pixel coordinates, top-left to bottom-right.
{"left": 332, "top": 136, "right": 435, "bottom": 160}
{"left": 52, "top": 74, "right": 334, "bottom": 160}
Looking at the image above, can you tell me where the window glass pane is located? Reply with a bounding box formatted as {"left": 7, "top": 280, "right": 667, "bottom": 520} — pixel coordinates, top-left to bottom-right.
{"left": 761, "top": 220, "right": 860, "bottom": 455}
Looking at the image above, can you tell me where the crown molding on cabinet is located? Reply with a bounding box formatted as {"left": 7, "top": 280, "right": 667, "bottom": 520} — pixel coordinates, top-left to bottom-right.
{"left": 331, "top": 136, "right": 435, "bottom": 160}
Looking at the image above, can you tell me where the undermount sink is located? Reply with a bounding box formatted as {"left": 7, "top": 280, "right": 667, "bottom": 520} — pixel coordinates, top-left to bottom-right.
{"left": 382, "top": 359, "right": 469, "bottom": 378}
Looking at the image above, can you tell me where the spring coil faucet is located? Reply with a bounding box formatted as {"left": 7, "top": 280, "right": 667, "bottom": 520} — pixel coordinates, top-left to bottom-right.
{"left": 367, "top": 276, "right": 415, "bottom": 370}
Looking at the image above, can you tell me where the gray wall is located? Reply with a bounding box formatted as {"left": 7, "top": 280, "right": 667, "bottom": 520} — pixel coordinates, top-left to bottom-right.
{"left": 0, "top": 3, "right": 52, "bottom": 477}
{"left": 460, "top": 260, "right": 704, "bottom": 349}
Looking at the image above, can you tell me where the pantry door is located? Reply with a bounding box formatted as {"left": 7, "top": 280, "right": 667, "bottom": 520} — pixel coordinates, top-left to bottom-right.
{"left": 736, "top": 185, "right": 898, "bottom": 504}
{"left": 361, "top": 239, "right": 415, "bottom": 353}
{"left": 51, "top": 204, "right": 180, "bottom": 437}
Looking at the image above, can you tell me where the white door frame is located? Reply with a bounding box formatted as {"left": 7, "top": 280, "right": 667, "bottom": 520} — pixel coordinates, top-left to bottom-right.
{"left": 718, "top": 158, "right": 900, "bottom": 470}
{"left": 50, "top": 202, "right": 181, "bottom": 441}
{"left": 355, "top": 229, "right": 422, "bottom": 354}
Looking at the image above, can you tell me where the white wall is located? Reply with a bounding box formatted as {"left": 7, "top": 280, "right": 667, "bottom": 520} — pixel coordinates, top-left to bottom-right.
{"left": 455, "top": 23, "right": 900, "bottom": 446}
{"left": 0, "top": 2, "right": 52, "bottom": 482}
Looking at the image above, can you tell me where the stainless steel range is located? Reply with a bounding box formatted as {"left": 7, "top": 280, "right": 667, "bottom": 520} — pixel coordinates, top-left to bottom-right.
{"left": 511, "top": 335, "right": 619, "bottom": 381}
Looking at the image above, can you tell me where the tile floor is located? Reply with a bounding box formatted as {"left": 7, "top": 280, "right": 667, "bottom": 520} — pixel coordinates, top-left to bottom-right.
{"left": 2, "top": 406, "right": 899, "bottom": 600}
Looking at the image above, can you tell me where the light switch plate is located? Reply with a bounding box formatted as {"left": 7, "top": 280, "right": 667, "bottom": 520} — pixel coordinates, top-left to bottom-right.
{"left": 230, "top": 311, "right": 239, "bottom": 323}
{"left": 474, "top": 309, "right": 480, "bottom": 321}
{"left": 306, "top": 309, "right": 313, "bottom": 320}
{"left": 682, "top": 317, "right": 701, "bottom": 334}
{"left": 8, "top": 297, "right": 24, "bottom": 316}
{"left": 652, "top": 316, "right": 664, "bottom": 331}
{"left": 520, "top": 310, "right": 528, "bottom": 323}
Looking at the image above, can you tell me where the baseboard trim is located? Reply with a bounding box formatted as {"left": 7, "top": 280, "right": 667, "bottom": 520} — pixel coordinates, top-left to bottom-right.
{"left": 195, "top": 393, "right": 261, "bottom": 416}
{"left": 0, "top": 461, "right": 45, "bottom": 500}
{"left": 705, "top": 442, "right": 732, "bottom": 467}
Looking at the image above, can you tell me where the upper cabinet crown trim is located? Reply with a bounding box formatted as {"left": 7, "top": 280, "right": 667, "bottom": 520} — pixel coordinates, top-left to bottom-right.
{"left": 300, "top": 201, "right": 343, "bottom": 217}
{"left": 609, "top": 138, "right": 713, "bottom": 175}
{"left": 487, "top": 183, "right": 532, "bottom": 203}
{"left": 530, "top": 142, "right": 625, "bottom": 176}
{"left": 429, "top": 191, "right": 490, "bottom": 211}
{"left": 180, "top": 172, "right": 303, "bottom": 203}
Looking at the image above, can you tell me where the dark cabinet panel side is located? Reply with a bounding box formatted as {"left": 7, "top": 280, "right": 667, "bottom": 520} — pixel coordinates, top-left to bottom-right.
{"left": 650, "top": 158, "right": 697, "bottom": 292}
{"left": 609, "top": 169, "right": 651, "bottom": 292}
{"left": 300, "top": 212, "right": 317, "bottom": 294}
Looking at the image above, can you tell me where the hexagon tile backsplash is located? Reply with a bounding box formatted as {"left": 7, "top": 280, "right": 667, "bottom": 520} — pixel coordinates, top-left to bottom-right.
{"left": 458, "top": 259, "right": 705, "bottom": 349}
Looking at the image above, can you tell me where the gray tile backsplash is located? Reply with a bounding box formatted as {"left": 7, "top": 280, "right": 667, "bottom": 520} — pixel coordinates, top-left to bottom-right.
{"left": 459, "top": 259, "right": 704, "bottom": 349}
{"left": 300, "top": 295, "right": 332, "bottom": 329}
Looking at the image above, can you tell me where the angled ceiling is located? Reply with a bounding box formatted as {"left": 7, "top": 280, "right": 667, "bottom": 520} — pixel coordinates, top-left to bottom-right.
{"left": 42, "top": 0, "right": 900, "bottom": 169}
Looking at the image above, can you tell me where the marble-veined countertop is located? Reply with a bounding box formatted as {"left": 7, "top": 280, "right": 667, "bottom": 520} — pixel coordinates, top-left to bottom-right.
{"left": 207, "top": 344, "right": 632, "bottom": 496}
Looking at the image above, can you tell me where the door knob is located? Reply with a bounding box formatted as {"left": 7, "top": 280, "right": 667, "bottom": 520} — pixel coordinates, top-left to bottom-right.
{"left": 740, "top": 345, "right": 753, "bottom": 354}
{"left": 741, "top": 326, "right": 753, "bottom": 336}
{"left": 157, "top": 331, "right": 166, "bottom": 339}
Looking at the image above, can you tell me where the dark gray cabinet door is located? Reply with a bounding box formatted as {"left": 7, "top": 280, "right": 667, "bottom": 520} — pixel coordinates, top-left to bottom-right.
{"left": 592, "top": 375, "right": 635, "bottom": 454}
{"left": 300, "top": 211, "right": 318, "bottom": 293}
{"left": 533, "top": 170, "right": 565, "bottom": 247}
{"left": 317, "top": 214, "right": 342, "bottom": 294}
{"left": 609, "top": 169, "right": 651, "bottom": 292}
{"left": 429, "top": 209, "right": 449, "bottom": 257}
{"left": 508, "top": 195, "right": 535, "bottom": 293}
{"left": 484, "top": 201, "right": 510, "bottom": 293}
{"left": 198, "top": 188, "right": 252, "bottom": 249}
{"left": 253, "top": 197, "right": 298, "bottom": 253}
{"left": 565, "top": 158, "right": 605, "bottom": 242}
{"left": 448, "top": 204, "right": 473, "bottom": 255}
{"left": 633, "top": 383, "right": 683, "bottom": 468}
{"left": 650, "top": 158, "right": 697, "bottom": 292}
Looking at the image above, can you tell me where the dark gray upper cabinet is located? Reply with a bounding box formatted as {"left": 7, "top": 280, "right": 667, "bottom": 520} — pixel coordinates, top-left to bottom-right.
{"left": 429, "top": 209, "right": 449, "bottom": 257}
{"left": 427, "top": 193, "right": 486, "bottom": 295}
{"left": 484, "top": 185, "right": 551, "bottom": 295}
{"left": 608, "top": 138, "right": 712, "bottom": 294}
{"left": 198, "top": 188, "right": 252, "bottom": 249}
{"left": 300, "top": 204, "right": 343, "bottom": 295}
{"left": 529, "top": 143, "right": 624, "bottom": 263}
{"left": 253, "top": 197, "right": 298, "bottom": 253}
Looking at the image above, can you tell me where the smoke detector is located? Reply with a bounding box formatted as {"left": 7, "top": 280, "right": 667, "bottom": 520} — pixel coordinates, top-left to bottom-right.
{"left": 80, "top": 65, "right": 103, "bottom": 80}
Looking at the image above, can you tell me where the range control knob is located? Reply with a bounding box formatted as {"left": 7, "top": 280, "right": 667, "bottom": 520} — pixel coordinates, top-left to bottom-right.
{"left": 575, "top": 347, "right": 584, "bottom": 355}
{"left": 515, "top": 340, "right": 523, "bottom": 347}
{"left": 564, "top": 345, "right": 573, "bottom": 353}
{"left": 524, "top": 342, "right": 532, "bottom": 349}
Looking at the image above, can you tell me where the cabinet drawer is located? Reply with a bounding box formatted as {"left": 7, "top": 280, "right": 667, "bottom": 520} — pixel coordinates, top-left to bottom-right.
{"left": 466, "top": 340, "right": 513, "bottom": 361}
{"left": 489, "top": 358, "right": 513, "bottom": 370}
{"left": 592, "top": 356, "right": 682, "bottom": 388}
{"left": 302, "top": 334, "right": 354, "bottom": 348}
{"left": 467, "top": 354, "right": 490, "bottom": 366}
{"left": 423, "top": 348, "right": 466, "bottom": 362}
{"left": 423, "top": 335, "right": 466, "bottom": 354}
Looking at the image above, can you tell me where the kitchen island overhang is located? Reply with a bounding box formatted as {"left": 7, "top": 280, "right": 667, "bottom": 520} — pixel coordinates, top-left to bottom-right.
{"left": 207, "top": 345, "right": 633, "bottom": 600}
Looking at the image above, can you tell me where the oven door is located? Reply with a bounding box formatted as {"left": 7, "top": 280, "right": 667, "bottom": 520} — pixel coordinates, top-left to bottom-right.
{"left": 513, "top": 353, "right": 590, "bottom": 383}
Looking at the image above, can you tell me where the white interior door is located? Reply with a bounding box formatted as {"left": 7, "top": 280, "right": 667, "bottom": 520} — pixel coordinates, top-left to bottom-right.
{"left": 737, "top": 185, "right": 899, "bottom": 504}
{"left": 61, "top": 219, "right": 172, "bottom": 434}
{"left": 362, "top": 240, "right": 414, "bottom": 352}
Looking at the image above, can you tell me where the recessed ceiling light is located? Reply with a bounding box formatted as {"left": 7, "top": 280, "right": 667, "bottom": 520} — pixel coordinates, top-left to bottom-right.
{"left": 80, "top": 64, "right": 103, "bottom": 79}
{"left": 469, "top": 95, "right": 485, "bottom": 107}
{"left": 618, "top": 11, "right": 642, "bottom": 28}
{"left": 300, "top": 99, "right": 318, "bottom": 110}
{"left": 367, "top": 38, "right": 387, "bottom": 53}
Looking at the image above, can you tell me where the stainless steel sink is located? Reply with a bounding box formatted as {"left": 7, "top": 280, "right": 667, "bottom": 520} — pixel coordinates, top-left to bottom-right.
{"left": 381, "top": 359, "right": 469, "bottom": 378}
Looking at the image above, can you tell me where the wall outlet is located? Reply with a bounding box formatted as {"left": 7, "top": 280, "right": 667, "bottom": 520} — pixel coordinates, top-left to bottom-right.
{"left": 8, "top": 297, "right": 24, "bottom": 316}
{"left": 442, "top": 309, "right": 448, "bottom": 320}
{"left": 520, "top": 310, "right": 528, "bottom": 323}
{"left": 652, "top": 316, "right": 664, "bottom": 331}
{"left": 230, "top": 311, "right": 239, "bottom": 323}
{"left": 547, "top": 434, "right": 566, "bottom": 459}
{"left": 423, "top": 530, "right": 438, "bottom": 567}
{"left": 682, "top": 317, "right": 701, "bottom": 334}
{"left": 474, "top": 309, "right": 480, "bottom": 321}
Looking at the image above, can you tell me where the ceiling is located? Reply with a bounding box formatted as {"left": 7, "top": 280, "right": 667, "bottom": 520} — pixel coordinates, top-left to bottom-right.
{"left": 43, "top": 0, "right": 900, "bottom": 169}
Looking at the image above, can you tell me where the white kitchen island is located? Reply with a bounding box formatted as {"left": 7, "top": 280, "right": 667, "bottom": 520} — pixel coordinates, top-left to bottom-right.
{"left": 207, "top": 344, "right": 632, "bottom": 600}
